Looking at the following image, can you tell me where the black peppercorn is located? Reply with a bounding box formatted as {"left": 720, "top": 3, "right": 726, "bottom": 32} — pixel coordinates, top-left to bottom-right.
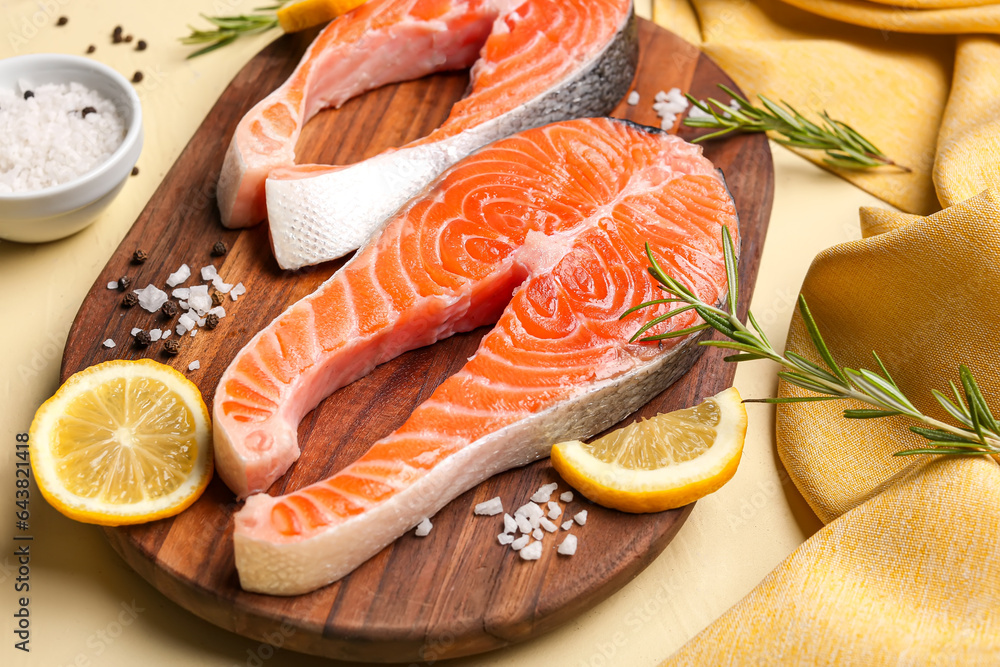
{"left": 131, "top": 71, "right": 143, "bottom": 84}
{"left": 112, "top": 26, "right": 123, "bottom": 43}
{"left": 118, "top": 275, "right": 131, "bottom": 291}
{"left": 56, "top": 16, "right": 68, "bottom": 26}
{"left": 163, "top": 339, "right": 181, "bottom": 356}
{"left": 122, "top": 292, "right": 138, "bottom": 308}
{"left": 23, "top": 91, "right": 34, "bottom": 100}
{"left": 136, "top": 39, "right": 147, "bottom": 51}
{"left": 205, "top": 313, "right": 220, "bottom": 330}
{"left": 134, "top": 330, "right": 151, "bottom": 347}
{"left": 124, "top": 34, "right": 133, "bottom": 43}
{"left": 86, "top": 45, "right": 96, "bottom": 54}
{"left": 81, "top": 106, "right": 96, "bottom": 118}
{"left": 132, "top": 249, "right": 147, "bottom": 263}
{"left": 131, "top": 166, "right": 139, "bottom": 176}
{"left": 211, "top": 241, "right": 227, "bottom": 256}
{"left": 211, "top": 291, "right": 224, "bottom": 307}
{"left": 161, "top": 301, "right": 178, "bottom": 318}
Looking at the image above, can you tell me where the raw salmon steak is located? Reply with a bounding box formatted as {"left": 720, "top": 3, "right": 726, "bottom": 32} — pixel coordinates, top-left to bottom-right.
{"left": 215, "top": 118, "right": 739, "bottom": 594}
{"left": 217, "top": 0, "right": 637, "bottom": 269}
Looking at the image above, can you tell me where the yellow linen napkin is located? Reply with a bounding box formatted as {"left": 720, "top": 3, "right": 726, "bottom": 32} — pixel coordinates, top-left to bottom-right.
{"left": 653, "top": 0, "right": 1000, "bottom": 215}
{"left": 661, "top": 188, "right": 1000, "bottom": 661}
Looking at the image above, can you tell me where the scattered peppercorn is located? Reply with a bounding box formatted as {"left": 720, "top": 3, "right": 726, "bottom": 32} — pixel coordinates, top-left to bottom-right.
{"left": 205, "top": 313, "right": 220, "bottom": 330}
{"left": 112, "top": 26, "right": 123, "bottom": 43}
{"left": 131, "top": 166, "right": 139, "bottom": 176}
{"left": 23, "top": 91, "right": 34, "bottom": 100}
{"left": 136, "top": 39, "right": 147, "bottom": 51}
{"left": 117, "top": 276, "right": 131, "bottom": 291}
{"left": 124, "top": 34, "right": 133, "bottom": 43}
{"left": 161, "top": 301, "right": 179, "bottom": 318}
{"left": 131, "top": 71, "right": 143, "bottom": 84}
{"left": 56, "top": 16, "right": 68, "bottom": 26}
{"left": 122, "top": 292, "right": 139, "bottom": 308}
{"left": 81, "top": 106, "right": 96, "bottom": 118}
{"left": 211, "top": 291, "right": 224, "bottom": 307}
{"left": 86, "top": 45, "right": 96, "bottom": 54}
{"left": 134, "top": 330, "right": 151, "bottom": 347}
{"left": 132, "top": 249, "right": 147, "bottom": 264}
{"left": 211, "top": 241, "right": 227, "bottom": 257}
{"left": 163, "top": 339, "right": 181, "bottom": 356}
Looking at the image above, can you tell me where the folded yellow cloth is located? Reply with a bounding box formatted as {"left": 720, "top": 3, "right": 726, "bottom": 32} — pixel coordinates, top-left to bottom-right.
{"left": 653, "top": 0, "right": 1000, "bottom": 214}
{"left": 663, "top": 187, "right": 1000, "bottom": 662}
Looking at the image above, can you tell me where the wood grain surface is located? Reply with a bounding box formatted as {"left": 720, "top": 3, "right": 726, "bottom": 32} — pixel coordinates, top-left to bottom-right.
{"left": 60, "top": 19, "right": 774, "bottom": 664}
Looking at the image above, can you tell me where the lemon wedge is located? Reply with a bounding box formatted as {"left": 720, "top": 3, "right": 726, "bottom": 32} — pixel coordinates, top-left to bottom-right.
{"left": 277, "top": 0, "right": 368, "bottom": 33}
{"left": 29, "top": 359, "right": 213, "bottom": 526}
{"left": 551, "top": 387, "right": 747, "bottom": 513}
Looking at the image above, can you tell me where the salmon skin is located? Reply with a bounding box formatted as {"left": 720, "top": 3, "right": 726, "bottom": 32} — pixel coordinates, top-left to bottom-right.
{"left": 215, "top": 118, "right": 740, "bottom": 595}
{"left": 217, "top": 0, "right": 638, "bottom": 269}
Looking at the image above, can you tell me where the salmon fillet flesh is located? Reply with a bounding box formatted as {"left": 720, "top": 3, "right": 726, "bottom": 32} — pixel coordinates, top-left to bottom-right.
{"left": 214, "top": 118, "right": 740, "bottom": 595}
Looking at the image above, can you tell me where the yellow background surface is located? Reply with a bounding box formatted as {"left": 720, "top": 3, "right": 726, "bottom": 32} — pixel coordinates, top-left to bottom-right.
{"left": 0, "top": 1, "right": 888, "bottom": 664}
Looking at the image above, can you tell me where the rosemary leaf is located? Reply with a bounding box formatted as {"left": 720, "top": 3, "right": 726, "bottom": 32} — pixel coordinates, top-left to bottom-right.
{"left": 843, "top": 409, "right": 902, "bottom": 419}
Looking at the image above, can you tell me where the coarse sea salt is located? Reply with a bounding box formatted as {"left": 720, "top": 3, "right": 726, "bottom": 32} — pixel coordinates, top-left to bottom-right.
{"left": 414, "top": 518, "right": 433, "bottom": 537}
{"left": 515, "top": 515, "right": 532, "bottom": 534}
{"left": 532, "top": 527, "right": 544, "bottom": 540}
{"left": 0, "top": 82, "right": 125, "bottom": 193}
{"left": 134, "top": 285, "right": 168, "bottom": 312}
{"left": 200, "top": 265, "right": 217, "bottom": 281}
{"left": 627, "top": 90, "right": 640, "bottom": 105}
{"left": 165, "top": 264, "right": 191, "bottom": 287}
{"left": 560, "top": 491, "right": 574, "bottom": 503}
{"left": 519, "top": 541, "right": 543, "bottom": 561}
{"left": 130, "top": 327, "right": 141, "bottom": 336}
{"left": 557, "top": 534, "right": 578, "bottom": 556}
{"left": 149, "top": 329, "right": 162, "bottom": 342}
{"left": 510, "top": 535, "right": 530, "bottom": 551}
{"left": 102, "top": 339, "right": 115, "bottom": 348}
{"left": 561, "top": 520, "right": 573, "bottom": 531}
{"left": 207, "top": 306, "right": 226, "bottom": 319}
{"left": 230, "top": 282, "right": 246, "bottom": 301}
{"left": 188, "top": 285, "right": 212, "bottom": 315}
{"left": 188, "top": 360, "right": 200, "bottom": 371}
{"left": 530, "top": 483, "right": 559, "bottom": 503}
{"left": 474, "top": 497, "right": 503, "bottom": 516}
{"left": 503, "top": 514, "right": 517, "bottom": 534}
{"left": 573, "top": 510, "right": 588, "bottom": 526}
{"left": 161, "top": 330, "right": 171, "bottom": 339}
{"left": 212, "top": 275, "right": 233, "bottom": 294}
{"left": 497, "top": 533, "right": 514, "bottom": 546}
{"left": 539, "top": 517, "right": 558, "bottom": 533}
{"left": 107, "top": 281, "right": 118, "bottom": 290}
{"left": 546, "top": 501, "right": 561, "bottom": 519}
{"left": 653, "top": 87, "right": 690, "bottom": 131}
{"left": 171, "top": 287, "right": 190, "bottom": 299}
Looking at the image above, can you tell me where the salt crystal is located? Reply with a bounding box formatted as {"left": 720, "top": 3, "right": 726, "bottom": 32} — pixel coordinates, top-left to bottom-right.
{"left": 178, "top": 313, "right": 196, "bottom": 330}
{"left": 200, "top": 265, "right": 217, "bottom": 281}
{"left": 474, "top": 497, "right": 503, "bottom": 516}
{"left": 230, "top": 282, "right": 246, "bottom": 301}
{"left": 655, "top": 90, "right": 669, "bottom": 102}
{"left": 102, "top": 339, "right": 115, "bottom": 348}
{"left": 519, "top": 541, "right": 543, "bottom": 561}
{"left": 532, "top": 527, "right": 544, "bottom": 540}
{"left": 515, "top": 502, "right": 544, "bottom": 521}
{"left": 515, "top": 515, "right": 532, "bottom": 534}
{"left": 130, "top": 327, "right": 141, "bottom": 336}
{"left": 212, "top": 276, "right": 233, "bottom": 294}
{"left": 188, "top": 360, "right": 200, "bottom": 371}
{"left": 107, "top": 281, "right": 118, "bottom": 290}
{"left": 557, "top": 534, "right": 578, "bottom": 556}
{"left": 197, "top": 317, "right": 206, "bottom": 327}
{"left": 134, "top": 284, "right": 168, "bottom": 313}
{"left": 207, "top": 306, "right": 226, "bottom": 318}
{"left": 560, "top": 491, "right": 574, "bottom": 503}
{"left": 530, "top": 483, "right": 559, "bottom": 503}
{"left": 573, "top": 510, "right": 588, "bottom": 526}
{"left": 539, "top": 517, "right": 558, "bottom": 533}
{"left": 190, "top": 329, "right": 198, "bottom": 337}
{"left": 510, "top": 535, "right": 530, "bottom": 551}
{"left": 175, "top": 324, "right": 187, "bottom": 336}
{"left": 149, "top": 329, "right": 162, "bottom": 342}
{"left": 413, "top": 518, "right": 433, "bottom": 537}
{"left": 503, "top": 514, "right": 517, "bottom": 534}
{"left": 171, "top": 287, "right": 190, "bottom": 299}
{"left": 546, "top": 501, "right": 562, "bottom": 520}
{"left": 497, "top": 533, "right": 514, "bottom": 546}
{"left": 187, "top": 285, "right": 212, "bottom": 315}
{"left": 165, "top": 264, "right": 190, "bottom": 287}
{"left": 179, "top": 300, "right": 189, "bottom": 310}
{"left": 161, "top": 330, "right": 171, "bottom": 339}
{"left": 627, "top": 91, "right": 639, "bottom": 105}
{"left": 561, "top": 520, "right": 573, "bottom": 531}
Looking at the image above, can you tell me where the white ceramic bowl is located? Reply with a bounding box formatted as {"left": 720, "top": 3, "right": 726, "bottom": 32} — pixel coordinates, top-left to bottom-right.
{"left": 0, "top": 54, "right": 143, "bottom": 243}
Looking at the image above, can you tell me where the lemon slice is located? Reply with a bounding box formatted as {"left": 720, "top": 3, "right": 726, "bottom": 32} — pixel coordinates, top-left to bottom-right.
{"left": 551, "top": 387, "right": 747, "bottom": 513}
{"left": 29, "top": 359, "right": 213, "bottom": 526}
{"left": 277, "top": 0, "right": 368, "bottom": 33}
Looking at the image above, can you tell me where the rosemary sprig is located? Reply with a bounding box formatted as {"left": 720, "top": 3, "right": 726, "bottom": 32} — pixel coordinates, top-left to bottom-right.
{"left": 181, "top": 3, "right": 290, "bottom": 58}
{"left": 683, "top": 85, "right": 909, "bottom": 172}
{"left": 621, "top": 226, "right": 999, "bottom": 457}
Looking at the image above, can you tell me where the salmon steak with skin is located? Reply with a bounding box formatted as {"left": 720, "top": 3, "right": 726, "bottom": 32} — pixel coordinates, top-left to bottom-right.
{"left": 216, "top": 0, "right": 638, "bottom": 269}
{"left": 214, "top": 118, "right": 740, "bottom": 595}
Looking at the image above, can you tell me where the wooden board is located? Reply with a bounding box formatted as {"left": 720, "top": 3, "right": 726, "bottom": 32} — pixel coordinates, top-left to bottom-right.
{"left": 61, "top": 18, "right": 773, "bottom": 663}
